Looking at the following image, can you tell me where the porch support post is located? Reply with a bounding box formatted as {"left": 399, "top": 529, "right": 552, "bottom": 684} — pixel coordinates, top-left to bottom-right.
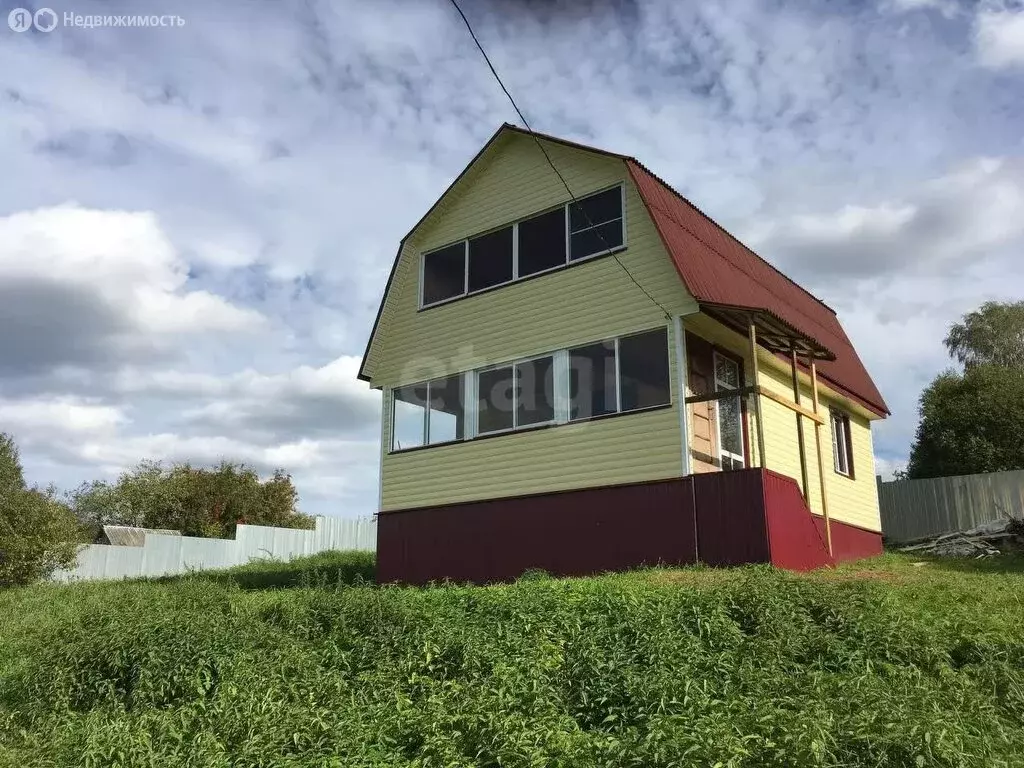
{"left": 672, "top": 316, "right": 693, "bottom": 476}
{"left": 747, "top": 320, "right": 766, "bottom": 467}
{"left": 790, "top": 349, "right": 810, "bottom": 500}
{"left": 809, "top": 360, "right": 833, "bottom": 556}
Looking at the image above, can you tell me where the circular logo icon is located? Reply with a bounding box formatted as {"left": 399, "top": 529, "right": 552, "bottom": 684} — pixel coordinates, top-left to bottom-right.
{"left": 8, "top": 7, "right": 32, "bottom": 31}
{"left": 34, "top": 7, "right": 57, "bottom": 32}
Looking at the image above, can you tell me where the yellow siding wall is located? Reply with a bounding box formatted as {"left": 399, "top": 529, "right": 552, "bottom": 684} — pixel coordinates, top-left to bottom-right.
{"left": 682, "top": 315, "right": 882, "bottom": 533}
{"left": 372, "top": 132, "right": 698, "bottom": 511}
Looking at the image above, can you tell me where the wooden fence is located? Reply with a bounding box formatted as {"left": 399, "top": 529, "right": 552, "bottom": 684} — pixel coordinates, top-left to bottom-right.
{"left": 51, "top": 515, "right": 376, "bottom": 582}
{"left": 877, "top": 469, "right": 1024, "bottom": 543}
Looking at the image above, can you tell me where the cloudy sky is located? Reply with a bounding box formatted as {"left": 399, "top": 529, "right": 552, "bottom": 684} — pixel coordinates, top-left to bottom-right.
{"left": 2, "top": 0, "right": 1022, "bottom": 516}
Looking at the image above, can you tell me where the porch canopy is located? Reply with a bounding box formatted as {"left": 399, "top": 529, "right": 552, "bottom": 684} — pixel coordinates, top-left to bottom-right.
{"left": 699, "top": 302, "right": 836, "bottom": 362}
{"left": 685, "top": 301, "right": 839, "bottom": 556}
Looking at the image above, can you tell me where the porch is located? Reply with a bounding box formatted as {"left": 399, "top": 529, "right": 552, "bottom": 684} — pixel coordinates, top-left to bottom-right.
{"left": 679, "top": 304, "right": 844, "bottom": 558}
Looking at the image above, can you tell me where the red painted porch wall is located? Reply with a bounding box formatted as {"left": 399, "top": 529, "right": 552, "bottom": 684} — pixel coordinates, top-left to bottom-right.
{"left": 761, "top": 470, "right": 833, "bottom": 571}
{"left": 813, "top": 517, "right": 883, "bottom": 562}
{"left": 691, "top": 469, "right": 771, "bottom": 566}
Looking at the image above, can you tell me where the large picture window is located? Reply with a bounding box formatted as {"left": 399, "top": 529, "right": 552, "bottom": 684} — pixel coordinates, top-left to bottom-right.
{"left": 569, "top": 328, "right": 669, "bottom": 421}
{"left": 389, "top": 327, "right": 670, "bottom": 453}
{"left": 391, "top": 376, "right": 464, "bottom": 450}
{"left": 419, "top": 186, "right": 625, "bottom": 307}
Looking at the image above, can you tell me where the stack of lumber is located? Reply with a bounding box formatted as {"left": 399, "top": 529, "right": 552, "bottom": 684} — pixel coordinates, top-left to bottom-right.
{"left": 898, "top": 518, "right": 1024, "bottom": 558}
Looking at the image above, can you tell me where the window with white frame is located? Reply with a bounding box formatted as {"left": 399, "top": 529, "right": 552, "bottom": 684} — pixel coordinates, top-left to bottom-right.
{"left": 419, "top": 186, "right": 624, "bottom": 308}
{"left": 569, "top": 328, "right": 670, "bottom": 421}
{"left": 467, "top": 226, "right": 514, "bottom": 292}
{"left": 569, "top": 340, "right": 617, "bottom": 419}
{"left": 713, "top": 351, "right": 745, "bottom": 471}
{"left": 391, "top": 375, "right": 465, "bottom": 450}
{"left": 389, "top": 326, "right": 671, "bottom": 453}
{"left": 569, "top": 187, "right": 624, "bottom": 261}
{"left": 477, "top": 355, "right": 556, "bottom": 435}
{"left": 518, "top": 208, "right": 567, "bottom": 277}
{"left": 831, "top": 409, "right": 854, "bottom": 477}
{"left": 421, "top": 243, "right": 466, "bottom": 306}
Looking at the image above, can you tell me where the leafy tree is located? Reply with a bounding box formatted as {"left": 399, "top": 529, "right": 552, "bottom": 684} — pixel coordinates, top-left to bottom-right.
{"left": 0, "top": 433, "right": 82, "bottom": 587}
{"left": 906, "top": 365, "right": 1024, "bottom": 479}
{"left": 69, "top": 460, "right": 315, "bottom": 540}
{"left": 943, "top": 300, "right": 1024, "bottom": 370}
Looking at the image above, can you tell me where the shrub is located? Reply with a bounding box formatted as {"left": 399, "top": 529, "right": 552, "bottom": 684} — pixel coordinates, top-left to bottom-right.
{"left": 68, "top": 460, "right": 314, "bottom": 539}
{"left": 0, "top": 433, "right": 81, "bottom": 587}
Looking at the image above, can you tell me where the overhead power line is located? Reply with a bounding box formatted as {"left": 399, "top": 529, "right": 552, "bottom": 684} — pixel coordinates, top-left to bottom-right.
{"left": 446, "top": 0, "right": 672, "bottom": 320}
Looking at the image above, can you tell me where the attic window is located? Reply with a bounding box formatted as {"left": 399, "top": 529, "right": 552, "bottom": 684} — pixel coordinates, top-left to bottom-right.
{"left": 518, "top": 208, "right": 567, "bottom": 277}
{"left": 422, "top": 243, "right": 466, "bottom": 306}
{"left": 419, "top": 185, "right": 625, "bottom": 308}
{"left": 569, "top": 187, "right": 624, "bottom": 261}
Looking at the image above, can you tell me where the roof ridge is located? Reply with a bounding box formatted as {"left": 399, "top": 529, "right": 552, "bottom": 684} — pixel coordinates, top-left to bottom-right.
{"left": 627, "top": 159, "right": 837, "bottom": 316}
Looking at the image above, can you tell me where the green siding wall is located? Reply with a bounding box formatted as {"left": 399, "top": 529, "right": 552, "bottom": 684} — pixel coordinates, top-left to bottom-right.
{"left": 371, "top": 133, "right": 698, "bottom": 511}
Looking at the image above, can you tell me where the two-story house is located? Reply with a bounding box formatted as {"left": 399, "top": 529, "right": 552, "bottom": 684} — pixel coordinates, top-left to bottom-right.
{"left": 359, "top": 124, "right": 889, "bottom": 584}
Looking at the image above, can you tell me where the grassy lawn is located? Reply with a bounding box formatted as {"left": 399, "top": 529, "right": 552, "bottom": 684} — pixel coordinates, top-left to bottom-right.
{"left": 1, "top": 552, "right": 1022, "bottom": 767}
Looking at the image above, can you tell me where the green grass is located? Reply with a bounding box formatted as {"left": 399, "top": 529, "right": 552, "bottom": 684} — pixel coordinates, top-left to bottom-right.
{"left": 1, "top": 552, "right": 1023, "bottom": 767}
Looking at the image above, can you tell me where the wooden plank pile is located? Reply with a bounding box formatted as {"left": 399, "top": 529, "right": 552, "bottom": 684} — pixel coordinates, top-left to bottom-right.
{"left": 898, "top": 518, "right": 1024, "bottom": 558}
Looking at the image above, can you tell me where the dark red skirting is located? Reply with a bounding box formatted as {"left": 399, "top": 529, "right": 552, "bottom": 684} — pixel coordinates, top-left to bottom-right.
{"left": 377, "top": 469, "right": 881, "bottom": 585}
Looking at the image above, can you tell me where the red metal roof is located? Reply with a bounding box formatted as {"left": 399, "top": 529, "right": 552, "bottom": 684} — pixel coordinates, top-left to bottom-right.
{"left": 626, "top": 159, "right": 889, "bottom": 417}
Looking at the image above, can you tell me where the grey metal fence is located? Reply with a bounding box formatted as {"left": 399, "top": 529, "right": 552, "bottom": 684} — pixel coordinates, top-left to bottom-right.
{"left": 51, "top": 515, "right": 377, "bottom": 582}
{"left": 878, "top": 469, "right": 1024, "bottom": 543}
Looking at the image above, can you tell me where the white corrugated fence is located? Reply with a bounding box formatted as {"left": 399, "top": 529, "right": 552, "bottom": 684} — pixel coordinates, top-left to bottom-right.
{"left": 878, "top": 469, "right": 1024, "bottom": 543}
{"left": 51, "top": 515, "right": 377, "bottom": 582}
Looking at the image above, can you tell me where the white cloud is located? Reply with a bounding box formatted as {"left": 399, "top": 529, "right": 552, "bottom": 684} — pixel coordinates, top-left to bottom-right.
{"left": 0, "top": 397, "right": 125, "bottom": 435}
{"left": 875, "top": 456, "right": 909, "bottom": 480}
{"left": 746, "top": 158, "right": 1024, "bottom": 280}
{"left": 882, "top": 0, "right": 959, "bottom": 18}
{"left": 0, "top": 204, "right": 265, "bottom": 377}
{"left": 115, "top": 356, "right": 379, "bottom": 439}
{"left": 976, "top": 7, "right": 1024, "bottom": 68}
